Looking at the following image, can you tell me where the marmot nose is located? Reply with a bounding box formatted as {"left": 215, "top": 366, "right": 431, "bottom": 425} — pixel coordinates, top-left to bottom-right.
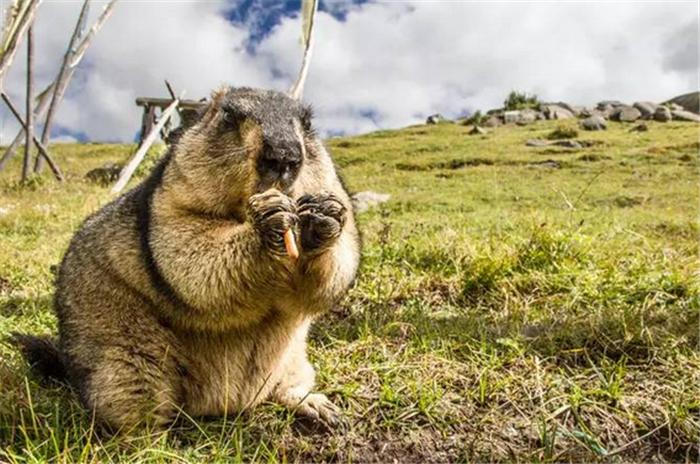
{"left": 258, "top": 145, "right": 301, "bottom": 182}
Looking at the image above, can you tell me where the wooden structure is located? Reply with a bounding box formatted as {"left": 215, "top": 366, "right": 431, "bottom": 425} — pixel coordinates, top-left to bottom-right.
{"left": 135, "top": 97, "right": 205, "bottom": 145}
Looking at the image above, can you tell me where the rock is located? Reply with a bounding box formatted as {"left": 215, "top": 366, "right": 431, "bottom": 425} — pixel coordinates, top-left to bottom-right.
{"left": 541, "top": 104, "right": 574, "bottom": 120}
{"left": 482, "top": 115, "right": 503, "bottom": 128}
{"left": 503, "top": 110, "right": 521, "bottom": 124}
{"left": 526, "top": 139, "right": 549, "bottom": 147}
{"left": 426, "top": 114, "right": 444, "bottom": 125}
{"left": 85, "top": 162, "right": 123, "bottom": 185}
{"left": 552, "top": 140, "right": 582, "bottom": 149}
{"left": 611, "top": 105, "right": 642, "bottom": 122}
{"left": 654, "top": 106, "right": 672, "bottom": 122}
{"left": 518, "top": 108, "right": 539, "bottom": 124}
{"left": 665, "top": 91, "right": 699, "bottom": 114}
{"left": 629, "top": 123, "right": 649, "bottom": 132}
{"left": 555, "top": 102, "right": 584, "bottom": 117}
{"left": 351, "top": 191, "right": 390, "bottom": 213}
{"left": 671, "top": 109, "right": 700, "bottom": 123}
{"left": 597, "top": 100, "right": 624, "bottom": 110}
{"left": 469, "top": 125, "right": 488, "bottom": 135}
{"left": 633, "top": 101, "right": 658, "bottom": 119}
{"left": 667, "top": 103, "right": 684, "bottom": 112}
{"left": 580, "top": 115, "right": 607, "bottom": 131}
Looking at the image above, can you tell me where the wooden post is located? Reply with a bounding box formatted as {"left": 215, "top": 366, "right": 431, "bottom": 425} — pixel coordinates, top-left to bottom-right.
{"left": 139, "top": 105, "right": 156, "bottom": 146}
{"left": 22, "top": 26, "right": 34, "bottom": 182}
{"left": 111, "top": 96, "right": 181, "bottom": 194}
{"left": 1, "top": 92, "right": 64, "bottom": 181}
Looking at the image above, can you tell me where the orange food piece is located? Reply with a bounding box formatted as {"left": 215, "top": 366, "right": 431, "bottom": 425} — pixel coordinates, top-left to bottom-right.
{"left": 284, "top": 229, "right": 299, "bottom": 260}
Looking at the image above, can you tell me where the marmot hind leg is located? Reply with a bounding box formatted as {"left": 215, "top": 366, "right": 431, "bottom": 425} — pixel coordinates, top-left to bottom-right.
{"left": 81, "top": 341, "right": 185, "bottom": 432}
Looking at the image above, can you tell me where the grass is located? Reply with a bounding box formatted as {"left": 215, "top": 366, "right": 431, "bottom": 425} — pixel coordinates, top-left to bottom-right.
{"left": 0, "top": 118, "right": 698, "bottom": 462}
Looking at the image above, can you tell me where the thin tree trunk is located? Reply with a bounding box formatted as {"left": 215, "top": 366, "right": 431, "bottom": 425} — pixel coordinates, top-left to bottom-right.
{"left": 21, "top": 25, "right": 33, "bottom": 182}
{"left": 0, "top": 0, "right": 42, "bottom": 88}
{"left": 1, "top": 92, "right": 64, "bottom": 181}
{"left": 34, "top": 0, "right": 90, "bottom": 172}
{"left": 111, "top": 96, "right": 180, "bottom": 194}
{"left": 36, "top": 0, "right": 117, "bottom": 173}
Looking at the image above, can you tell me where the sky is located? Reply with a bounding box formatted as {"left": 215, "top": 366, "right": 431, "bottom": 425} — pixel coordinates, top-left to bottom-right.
{"left": 0, "top": 0, "right": 698, "bottom": 144}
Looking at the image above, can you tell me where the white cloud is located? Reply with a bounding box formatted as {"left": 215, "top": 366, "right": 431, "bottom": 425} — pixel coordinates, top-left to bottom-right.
{"left": 1, "top": 0, "right": 698, "bottom": 144}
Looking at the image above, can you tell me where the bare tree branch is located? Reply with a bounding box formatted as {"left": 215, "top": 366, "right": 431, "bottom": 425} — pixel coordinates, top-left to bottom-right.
{"left": 0, "top": 80, "right": 52, "bottom": 171}
{"left": 289, "top": 0, "right": 318, "bottom": 100}
{"left": 35, "top": 0, "right": 91, "bottom": 173}
{"left": 22, "top": 25, "right": 33, "bottom": 181}
{"left": 111, "top": 95, "right": 182, "bottom": 194}
{"left": 0, "top": 0, "right": 42, "bottom": 89}
{"left": 1, "top": 91, "right": 64, "bottom": 181}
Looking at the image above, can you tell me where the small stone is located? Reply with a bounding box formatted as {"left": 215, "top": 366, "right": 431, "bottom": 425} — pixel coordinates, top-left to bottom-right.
{"left": 629, "top": 123, "right": 649, "bottom": 132}
{"left": 351, "top": 191, "right": 390, "bottom": 213}
{"left": 526, "top": 139, "right": 549, "bottom": 147}
{"left": 469, "top": 125, "right": 487, "bottom": 135}
{"left": 552, "top": 140, "right": 582, "bottom": 149}
{"left": 580, "top": 115, "right": 607, "bottom": 131}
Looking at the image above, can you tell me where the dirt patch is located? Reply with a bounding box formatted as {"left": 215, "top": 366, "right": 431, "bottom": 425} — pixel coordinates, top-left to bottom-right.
{"left": 613, "top": 195, "right": 647, "bottom": 208}
{"left": 334, "top": 140, "right": 362, "bottom": 149}
{"left": 0, "top": 276, "right": 11, "bottom": 294}
{"left": 647, "top": 141, "right": 700, "bottom": 156}
{"left": 578, "top": 154, "right": 612, "bottom": 162}
{"left": 529, "top": 159, "right": 563, "bottom": 169}
{"left": 396, "top": 158, "right": 495, "bottom": 171}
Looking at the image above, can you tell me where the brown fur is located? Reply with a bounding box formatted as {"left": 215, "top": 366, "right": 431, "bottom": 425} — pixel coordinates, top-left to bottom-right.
{"left": 16, "top": 87, "right": 360, "bottom": 431}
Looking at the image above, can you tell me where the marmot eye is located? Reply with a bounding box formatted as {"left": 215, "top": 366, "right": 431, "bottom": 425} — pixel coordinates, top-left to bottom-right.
{"left": 300, "top": 106, "right": 313, "bottom": 132}
{"left": 222, "top": 108, "right": 244, "bottom": 130}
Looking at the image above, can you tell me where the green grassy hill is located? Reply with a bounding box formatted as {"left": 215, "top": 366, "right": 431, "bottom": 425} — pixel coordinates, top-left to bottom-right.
{"left": 0, "top": 119, "right": 698, "bottom": 462}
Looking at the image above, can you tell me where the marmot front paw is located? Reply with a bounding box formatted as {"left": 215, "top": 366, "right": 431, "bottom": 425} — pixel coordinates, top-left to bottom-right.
{"left": 248, "top": 189, "right": 298, "bottom": 257}
{"left": 297, "top": 192, "right": 347, "bottom": 253}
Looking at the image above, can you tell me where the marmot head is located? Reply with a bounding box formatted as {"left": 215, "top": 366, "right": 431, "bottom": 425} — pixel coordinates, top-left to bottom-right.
{"left": 166, "top": 86, "right": 317, "bottom": 217}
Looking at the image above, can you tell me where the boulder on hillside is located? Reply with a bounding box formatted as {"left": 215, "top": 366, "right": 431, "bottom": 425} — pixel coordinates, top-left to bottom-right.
{"left": 665, "top": 91, "right": 699, "bottom": 114}
{"left": 633, "top": 101, "right": 658, "bottom": 119}
{"left": 518, "top": 108, "right": 539, "bottom": 124}
{"left": 611, "top": 105, "right": 642, "bottom": 122}
{"left": 426, "top": 114, "right": 444, "bottom": 125}
{"left": 580, "top": 115, "right": 607, "bottom": 131}
{"left": 654, "top": 106, "right": 672, "bottom": 122}
{"left": 671, "top": 109, "right": 700, "bottom": 123}
{"left": 482, "top": 115, "right": 503, "bottom": 127}
{"left": 503, "top": 110, "right": 521, "bottom": 124}
{"left": 541, "top": 104, "right": 574, "bottom": 120}
{"left": 597, "top": 100, "right": 624, "bottom": 109}
{"left": 352, "top": 191, "right": 390, "bottom": 213}
{"left": 555, "top": 102, "right": 584, "bottom": 117}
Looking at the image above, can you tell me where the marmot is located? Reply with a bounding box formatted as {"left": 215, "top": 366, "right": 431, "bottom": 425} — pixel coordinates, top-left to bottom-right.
{"left": 12, "top": 87, "right": 361, "bottom": 431}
